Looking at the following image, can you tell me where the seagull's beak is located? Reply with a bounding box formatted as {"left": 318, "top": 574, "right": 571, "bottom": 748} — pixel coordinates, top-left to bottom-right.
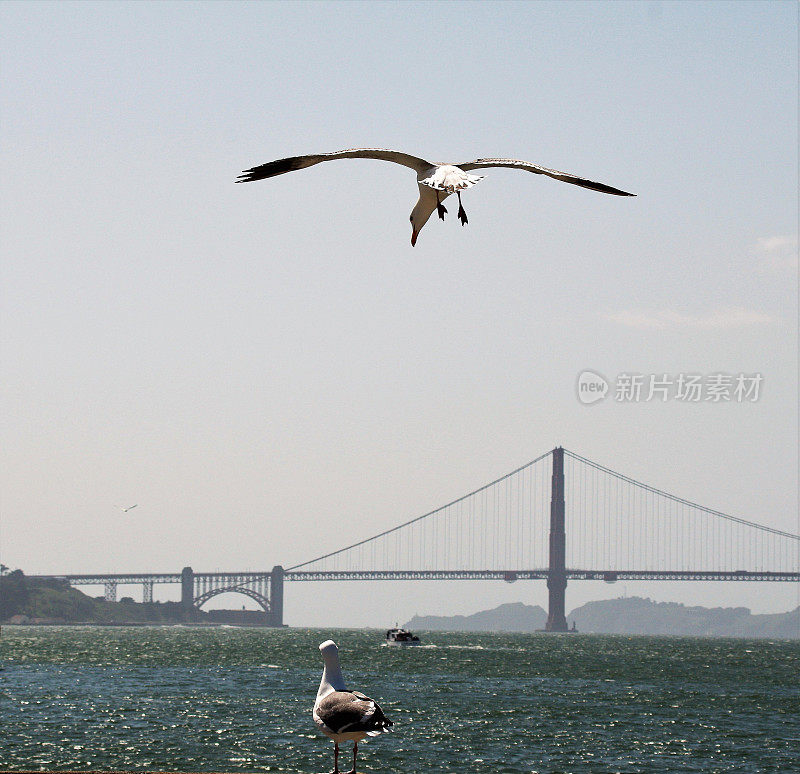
{"left": 411, "top": 228, "right": 419, "bottom": 247}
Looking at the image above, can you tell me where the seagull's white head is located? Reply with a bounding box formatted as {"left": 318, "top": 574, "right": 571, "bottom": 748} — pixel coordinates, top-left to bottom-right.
{"left": 409, "top": 195, "right": 438, "bottom": 247}
{"left": 317, "top": 639, "right": 346, "bottom": 697}
{"left": 319, "top": 639, "right": 339, "bottom": 658}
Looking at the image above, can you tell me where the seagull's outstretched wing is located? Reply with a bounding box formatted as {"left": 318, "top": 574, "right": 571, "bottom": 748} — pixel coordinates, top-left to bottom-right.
{"left": 456, "top": 158, "right": 635, "bottom": 197}
{"left": 236, "top": 148, "right": 432, "bottom": 183}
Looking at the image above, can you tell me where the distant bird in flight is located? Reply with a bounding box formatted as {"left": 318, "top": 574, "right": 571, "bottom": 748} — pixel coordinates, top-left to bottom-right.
{"left": 236, "top": 148, "right": 635, "bottom": 245}
{"left": 314, "top": 639, "right": 392, "bottom": 774}
{"left": 116, "top": 504, "right": 137, "bottom": 513}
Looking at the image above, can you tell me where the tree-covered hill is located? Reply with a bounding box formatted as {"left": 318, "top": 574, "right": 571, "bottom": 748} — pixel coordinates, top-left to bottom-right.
{"left": 0, "top": 570, "right": 207, "bottom": 624}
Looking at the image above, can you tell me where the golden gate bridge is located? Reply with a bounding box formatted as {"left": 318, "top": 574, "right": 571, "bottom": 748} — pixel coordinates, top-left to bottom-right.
{"left": 32, "top": 447, "right": 800, "bottom": 629}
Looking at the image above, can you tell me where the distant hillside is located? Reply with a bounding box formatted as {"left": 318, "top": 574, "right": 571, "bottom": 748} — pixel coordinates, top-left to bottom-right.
{"left": 406, "top": 601, "right": 547, "bottom": 632}
{"left": 405, "top": 597, "right": 799, "bottom": 638}
{"left": 571, "top": 597, "right": 800, "bottom": 638}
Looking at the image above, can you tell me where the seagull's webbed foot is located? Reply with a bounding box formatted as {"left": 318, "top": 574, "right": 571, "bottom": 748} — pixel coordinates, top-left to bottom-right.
{"left": 436, "top": 192, "right": 447, "bottom": 220}
{"left": 457, "top": 191, "right": 468, "bottom": 226}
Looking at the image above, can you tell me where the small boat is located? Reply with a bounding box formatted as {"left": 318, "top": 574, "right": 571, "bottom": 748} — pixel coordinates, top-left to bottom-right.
{"left": 385, "top": 626, "right": 421, "bottom": 646}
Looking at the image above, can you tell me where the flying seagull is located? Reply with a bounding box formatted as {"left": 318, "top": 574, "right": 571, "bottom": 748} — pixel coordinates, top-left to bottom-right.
{"left": 116, "top": 504, "right": 137, "bottom": 513}
{"left": 313, "top": 639, "right": 392, "bottom": 774}
{"left": 236, "top": 148, "right": 635, "bottom": 245}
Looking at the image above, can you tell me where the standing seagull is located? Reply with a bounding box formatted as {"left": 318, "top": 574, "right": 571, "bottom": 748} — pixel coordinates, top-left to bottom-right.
{"left": 313, "top": 639, "right": 392, "bottom": 774}
{"left": 236, "top": 148, "right": 635, "bottom": 245}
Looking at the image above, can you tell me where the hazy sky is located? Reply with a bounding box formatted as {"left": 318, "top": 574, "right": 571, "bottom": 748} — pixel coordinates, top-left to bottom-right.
{"left": 1, "top": 1, "right": 797, "bottom": 626}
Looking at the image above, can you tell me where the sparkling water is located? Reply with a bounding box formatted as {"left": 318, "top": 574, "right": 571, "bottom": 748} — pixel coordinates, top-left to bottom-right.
{"left": 1, "top": 626, "right": 798, "bottom": 772}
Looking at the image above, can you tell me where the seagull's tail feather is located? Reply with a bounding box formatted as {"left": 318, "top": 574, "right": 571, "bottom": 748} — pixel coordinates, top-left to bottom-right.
{"left": 420, "top": 172, "right": 484, "bottom": 193}
{"left": 449, "top": 173, "right": 484, "bottom": 192}
{"left": 364, "top": 705, "right": 393, "bottom": 736}
{"left": 366, "top": 717, "right": 393, "bottom": 736}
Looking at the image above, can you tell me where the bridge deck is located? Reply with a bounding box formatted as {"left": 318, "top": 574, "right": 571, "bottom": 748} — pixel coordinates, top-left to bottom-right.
{"left": 30, "top": 569, "right": 800, "bottom": 584}
{"left": 284, "top": 569, "right": 800, "bottom": 582}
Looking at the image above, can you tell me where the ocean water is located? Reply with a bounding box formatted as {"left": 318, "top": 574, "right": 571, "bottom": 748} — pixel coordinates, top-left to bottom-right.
{"left": 0, "top": 627, "right": 798, "bottom": 773}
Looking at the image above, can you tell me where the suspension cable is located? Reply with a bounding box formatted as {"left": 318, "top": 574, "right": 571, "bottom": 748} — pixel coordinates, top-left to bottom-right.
{"left": 287, "top": 448, "right": 554, "bottom": 570}
{"left": 563, "top": 448, "right": 799, "bottom": 540}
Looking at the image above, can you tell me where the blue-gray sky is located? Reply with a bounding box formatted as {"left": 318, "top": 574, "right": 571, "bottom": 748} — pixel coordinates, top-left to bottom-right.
{"left": 1, "top": 1, "right": 797, "bottom": 625}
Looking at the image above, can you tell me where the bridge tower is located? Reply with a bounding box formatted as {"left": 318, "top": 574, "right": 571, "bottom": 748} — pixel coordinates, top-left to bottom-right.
{"left": 545, "top": 446, "right": 568, "bottom": 631}
{"left": 181, "top": 566, "right": 194, "bottom": 609}
{"left": 270, "top": 565, "right": 284, "bottom": 626}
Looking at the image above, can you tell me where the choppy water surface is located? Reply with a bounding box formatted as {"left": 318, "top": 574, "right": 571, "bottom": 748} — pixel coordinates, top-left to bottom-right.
{"left": 1, "top": 627, "right": 798, "bottom": 772}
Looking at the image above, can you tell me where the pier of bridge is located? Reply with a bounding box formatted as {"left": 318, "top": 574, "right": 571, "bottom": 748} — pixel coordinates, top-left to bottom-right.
{"left": 546, "top": 447, "right": 568, "bottom": 631}
{"left": 30, "top": 447, "right": 799, "bottom": 628}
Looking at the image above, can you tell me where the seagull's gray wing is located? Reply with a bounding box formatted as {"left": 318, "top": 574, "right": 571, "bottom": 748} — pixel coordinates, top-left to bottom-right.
{"left": 315, "top": 691, "right": 392, "bottom": 736}
{"left": 455, "top": 158, "right": 635, "bottom": 197}
{"left": 237, "top": 149, "right": 432, "bottom": 183}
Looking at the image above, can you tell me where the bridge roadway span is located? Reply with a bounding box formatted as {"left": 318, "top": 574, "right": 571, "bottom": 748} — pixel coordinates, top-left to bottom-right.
{"left": 29, "top": 567, "right": 800, "bottom": 630}
{"left": 33, "top": 569, "right": 800, "bottom": 585}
